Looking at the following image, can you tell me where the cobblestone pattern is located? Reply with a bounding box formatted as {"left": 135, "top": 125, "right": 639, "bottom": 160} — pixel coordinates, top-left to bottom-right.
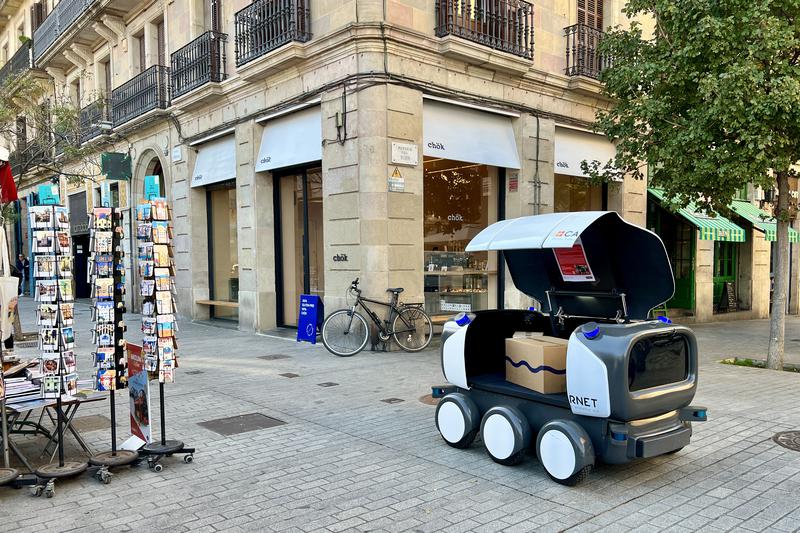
{"left": 1, "top": 299, "right": 799, "bottom": 532}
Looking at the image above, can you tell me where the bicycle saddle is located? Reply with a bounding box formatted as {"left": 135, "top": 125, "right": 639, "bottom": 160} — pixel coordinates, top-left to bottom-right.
{"left": 386, "top": 287, "right": 404, "bottom": 294}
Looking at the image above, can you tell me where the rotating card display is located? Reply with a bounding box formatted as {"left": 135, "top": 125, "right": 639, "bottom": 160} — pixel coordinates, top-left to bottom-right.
{"left": 136, "top": 198, "right": 177, "bottom": 383}
{"left": 29, "top": 205, "right": 77, "bottom": 399}
{"left": 89, "top": 207, "right": 127, "bottom": 391}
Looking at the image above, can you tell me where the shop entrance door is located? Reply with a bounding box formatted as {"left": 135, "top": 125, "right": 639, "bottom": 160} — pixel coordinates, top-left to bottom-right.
{"left": 713, "top": 241, "right": 738, "bottom": 308}
{"left": 277, "top": 167, "right": 324, "bottom": 327}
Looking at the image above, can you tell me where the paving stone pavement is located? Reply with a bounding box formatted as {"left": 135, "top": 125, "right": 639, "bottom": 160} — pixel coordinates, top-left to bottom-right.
{"left": 1, "top": 297, "right": 800, "bottom": 532}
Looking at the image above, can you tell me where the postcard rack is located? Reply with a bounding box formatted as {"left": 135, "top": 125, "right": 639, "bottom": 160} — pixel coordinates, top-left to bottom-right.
{"left": 135, "top": 198, "right": 194, "bottom": 470}
{"left": 29, "top": 205, "right": 86, "bottom": 497}
{"left": 87, "top": 207, "right": 138, "bottom": 483}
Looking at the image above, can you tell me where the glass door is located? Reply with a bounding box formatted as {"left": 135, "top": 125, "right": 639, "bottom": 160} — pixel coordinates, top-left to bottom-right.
{"left": 278, "top": 167, "right": 324, "bottom": 326}
{"left": 207, "top": 182, "right": 239, "bottom": 320}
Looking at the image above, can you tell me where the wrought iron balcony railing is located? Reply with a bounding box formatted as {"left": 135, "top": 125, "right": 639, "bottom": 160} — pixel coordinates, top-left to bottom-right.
{"left": 33, "top": 0, "right": 99, "bottom": 61}
{"left": 171, "top": 31, "right": 228, "bottom": 99}
{"left": 564, "top": 23, "right": 609, "bottom": 80}
{"left": 80, "top": 99, "right": 110, "bottom": 144}
{"left": 234, "top": 0, "right": 311, "bottom": 67}
{"left": 435, "top": 0, "right": 534, "bottom": 60}
{"left": 9, "top": 137, "right": 50, "bottom": 176}
{"left": 111, "top": 66, "right": 171, "bottom": 127}
{"left": 0, "top": 40, "right": 33, "bottom": 86}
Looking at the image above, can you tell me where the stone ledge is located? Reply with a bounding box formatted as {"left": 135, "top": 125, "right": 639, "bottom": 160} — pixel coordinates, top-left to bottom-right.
{"left": 170, "top": 82, "right": 226, "bottom": 112}
{"left": 235, "top": 42, "right": 308, "bottom": 82}
{"left": 436, "top": 35, "right": 532, "bottom": 76}
{"left": 566, "top": 75, "right": 604, "bottom": 96}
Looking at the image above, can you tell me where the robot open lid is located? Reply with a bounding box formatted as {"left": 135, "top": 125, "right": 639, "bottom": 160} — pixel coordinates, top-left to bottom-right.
{"left": 435, "top": 211, "right": 707, "bottom": 486}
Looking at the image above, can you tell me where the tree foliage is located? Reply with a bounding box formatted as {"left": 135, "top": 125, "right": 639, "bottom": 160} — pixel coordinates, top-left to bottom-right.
{"left": 587, "top": 0, "right": 800, "bottom": 217}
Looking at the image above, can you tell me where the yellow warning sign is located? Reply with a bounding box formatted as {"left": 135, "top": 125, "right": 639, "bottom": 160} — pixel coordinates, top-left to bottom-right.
{"left": 391, "top": 167, "right": 402, "bottom": 179}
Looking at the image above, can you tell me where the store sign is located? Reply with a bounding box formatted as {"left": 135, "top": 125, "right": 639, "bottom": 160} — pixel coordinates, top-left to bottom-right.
{"left": 333, "top": 254, "right": 348, "bottom": 262}
{"left": 441, "top": 301, "right": 472, "bottom": 312}
{"left": 171, "top": 146, "right": 183, "bottom": 163}
{"left": 391, "top": 142, "right": 419, "bottom": 166}
{"left": 297, "top": 294, "right": 324, "bottom": 344}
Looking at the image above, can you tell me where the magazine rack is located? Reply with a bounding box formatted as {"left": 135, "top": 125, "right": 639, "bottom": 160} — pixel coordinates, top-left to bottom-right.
{"left": 87, "top": 207, "right": 138, "bottom": 483}
{"left": 135, "top": 198, "right": 194, "bottom": 471}
{"left": 31, "top": 205, "right": 87, "bottom": 497}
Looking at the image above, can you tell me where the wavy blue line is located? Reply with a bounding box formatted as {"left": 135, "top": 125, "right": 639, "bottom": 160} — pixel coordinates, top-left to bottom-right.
{"left": 505, "top": 356, "right": 566, "bottom": 375}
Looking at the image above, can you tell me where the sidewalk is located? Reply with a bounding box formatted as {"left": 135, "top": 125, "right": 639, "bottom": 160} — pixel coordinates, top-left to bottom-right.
{"left": 1, "top": 298, "right": 799, "bottom": 532}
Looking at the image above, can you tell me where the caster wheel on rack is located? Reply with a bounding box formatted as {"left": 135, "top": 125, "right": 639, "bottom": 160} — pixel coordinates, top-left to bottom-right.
{"left": 184, "top": 454, "right": 193, "bottom": 464}
{"left": 31, "top": 485, "right": 43, "bottom": 497}
{"left": 44, "top": 482, "right": 55, "bottom": 498}
{"left": 153, "top": 464, "right": 163, "bottom": 473}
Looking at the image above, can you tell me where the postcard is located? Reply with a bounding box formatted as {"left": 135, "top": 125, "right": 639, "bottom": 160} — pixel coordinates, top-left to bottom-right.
{"left": 152, "top": 198, "right": 169, "bottom": 221}
{"left": 58, "top": 279, "right": 74, "bottom": 301}
{"left": 153, "top": 244, "right": 170, "bottom": 267}
{"left": 94, "top": 347, "right": 115, "bottom": 369}
{"left": 96, "top": 369, "right": 116, "bottom": 391}
{"left": 95, "top": 301, "right": 114, "bottom": 323}
{"left": 65, "top": 373, "right": 78, "bottom": 396}
{"left": 36, "top": 280, "right": 57, "bottom": 302}
{"left": 93, "top": 207, "right": 112, "bottom": 230}
{"left": 156, "top": 290, "right": 173, "bottom": 314}
{"left": 154, "top": 268, "right": 171, "bottom": 291}
{"left": 61, "top": 327, "right": 75, "bottom": 348}
{"left": 55, "top": 207, "right": 69, "bottom": 228}
{"left": 156, "top": 314, "right": 175, "bottom": 338}
{"left": 57, "top": 231, "right": 70, "bottom": 253}
{"left": 136, "top": 203, "right": 151, "bottom": 222}
{"left": 41, "top": 356, "right": 59, "bottom": 374}
{"left": 42, "top": 375, "right": 60, "bottom": 398}
{"left": 140, "top": 279, "right": 155, "bottom": 297}
{"left": 33, "top": 231, "right": 54, "bottom": 253}
{"left": 152, "top": 221, "right": 169, "bottom": 244}
{"left": 138, "top": 242, "right": 153, "bottom": 261}
{"left": 94, "top": 231, "right": 113, "bottom": 253}
{"left": 142, "top": 317, "right": 157, "bottom": 336}
{"left": 95, "top": 278, "right": 113, "bottom": 299}
{"left": 63, "top": 351, "right": 76, "bottom": 373}
{"left": 38, "top": 303, "right": 57, "bottom": 326}
{"left": 142, "top": 301, "right": 155, "bottom": 316}
{"left": 30, "top": 206, "right": 53, "bottom": 229}
{"left": 58, "top": 256, "right": 72, "bottom": 276}
{"left": 137, "top": 222, "right": 152, "bottom": 240}
{"left": 139, "top": 261, "right": 154, "bottom": 279}
{"left": 34, "top": 255, "right": 55, "bottom": 278}
{"left": 95, "top": 324, "right": 114, "bottom": 347}
{"left": 40, "top": 328, "right": 58, "bottom": 350}
{"left": 59, "top": 303, "right": 74, "bottom": 325}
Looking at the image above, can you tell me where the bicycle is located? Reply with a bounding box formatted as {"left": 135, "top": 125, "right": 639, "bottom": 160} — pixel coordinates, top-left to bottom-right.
{"left": 321, "top": 278, "right": 434, "bottom": 357}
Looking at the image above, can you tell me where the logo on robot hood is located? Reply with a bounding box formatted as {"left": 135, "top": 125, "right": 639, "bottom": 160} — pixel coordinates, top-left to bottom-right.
{"left": 553, "top": 230, "right": 580, "bottom": 238}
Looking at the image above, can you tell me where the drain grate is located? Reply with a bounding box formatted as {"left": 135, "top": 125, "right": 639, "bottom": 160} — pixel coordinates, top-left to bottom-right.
{"left": 317, "top": 382, "right": 339, "bottom": 387}
{"left": 185, "top": 370, "right": 204, "bottom": 375}
{"left": 381, "top": 398, "right": 404, "bottom": 404}
{"left": 259, "top": 354, "right": 291, "bottom": 361}
{"left": 198, "top": 413, "right": 286, "bottom": 436}
{"left": 279, "top": 372, "right": 300, "bottom": 378}
{"left": 773, "top": 431, "right": 800, "bottom": 452}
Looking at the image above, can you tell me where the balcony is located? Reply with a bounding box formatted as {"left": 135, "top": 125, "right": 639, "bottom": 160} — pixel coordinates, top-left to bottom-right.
{"left": 10, "top": 137, "right": 50, "bottom": 177}
{"left": 564, "top": 24, "right": 608, "bottom": 80}
{"left": 234, "top": 0, "right": 311, "bottom": 67}
{"left": 435, "top": 0, "right": 534, "bottom": 60}
{"left": 33, "top": 0, "right": 99, "bottom": 62}
{"left": 80, "top": 99, "right": 110, "bottom": 144}
{"left": 171, "top": 31, "right": 228, "bottom": 100}
{"left": 111, "top": 66, "right": 170, "bottom": 127}
{"left": 0, "top": 40, "right": 33, "bottom": 86}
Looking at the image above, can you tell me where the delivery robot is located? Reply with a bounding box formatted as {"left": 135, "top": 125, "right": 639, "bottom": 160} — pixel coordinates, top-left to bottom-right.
{"left": 434, "top": 211, "right": 707, "bottom": 485}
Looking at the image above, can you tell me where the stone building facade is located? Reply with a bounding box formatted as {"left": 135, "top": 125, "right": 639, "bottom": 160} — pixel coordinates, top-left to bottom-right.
{"left": 3, "top": 0, "right": 769, "bottom": 330}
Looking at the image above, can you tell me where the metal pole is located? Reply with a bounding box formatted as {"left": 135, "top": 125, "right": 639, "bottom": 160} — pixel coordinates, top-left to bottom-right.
{"left": 159, "top": 382, "right": 166, "bottom": 446}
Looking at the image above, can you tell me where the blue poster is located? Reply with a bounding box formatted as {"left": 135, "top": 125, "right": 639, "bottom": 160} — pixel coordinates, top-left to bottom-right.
{"left": 297, "top": 294, "right": 324, "bottom": 344}
{"left": 38, "top": 184, "right": 60, "bottom": 205}
{"left": 100, "top": 182, "right": 111, "bottom": 207}
{"left": 144, "top": 175, "right": 161, "bottom": 200}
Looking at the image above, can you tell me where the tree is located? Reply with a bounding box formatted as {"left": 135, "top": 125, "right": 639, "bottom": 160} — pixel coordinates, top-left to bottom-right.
{"left": 585, "top": 0, "right": 800, "bottom": 370}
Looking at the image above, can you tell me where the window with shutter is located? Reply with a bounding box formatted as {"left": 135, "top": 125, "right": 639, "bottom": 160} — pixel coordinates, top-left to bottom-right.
{"left": 577, "top": 0, "right": 603, "bottom": 29}
{"left": 103, "top": 60, "right": 111, "bottom": 94}
{"left": 16, "top": 117, "right": 27, "bottom": 152}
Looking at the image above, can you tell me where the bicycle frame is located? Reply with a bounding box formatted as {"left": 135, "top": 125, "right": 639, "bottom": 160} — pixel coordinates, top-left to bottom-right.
{"left": 348, "top": 293, "right": 417, "bottom": 336}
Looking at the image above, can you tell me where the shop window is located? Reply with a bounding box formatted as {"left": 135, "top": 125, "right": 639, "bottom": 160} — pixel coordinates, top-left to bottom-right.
{"left": 423, "top": 157, "right": 498, "bottom": 318}
{"left": 714, "top": 242, "right": 737, "bottom": 278}
{"left": 554, "top": 174, "right": 603, "bottom": 212}
{"left": 207, "top": 182, "right": 239, "bottom": 320}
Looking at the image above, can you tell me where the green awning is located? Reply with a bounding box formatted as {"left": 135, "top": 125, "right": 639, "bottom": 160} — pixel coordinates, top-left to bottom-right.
{"left": 728, "top": 200, "right": 799, "bottom": 243}
{"left": 648, "top": 189, "right": 746, "bottom": 242}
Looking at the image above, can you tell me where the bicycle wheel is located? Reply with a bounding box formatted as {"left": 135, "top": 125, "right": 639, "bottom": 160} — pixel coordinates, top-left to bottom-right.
{"left": 392, "top": 307, "right": 433, "bottom": 352}
{"left": 322, "top": 309, "right": 369, "bottom": 357}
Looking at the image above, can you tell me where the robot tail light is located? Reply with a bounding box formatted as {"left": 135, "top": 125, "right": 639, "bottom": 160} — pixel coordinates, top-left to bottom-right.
{"left": 581, "top": 322, "right": 601, "bottom": 340}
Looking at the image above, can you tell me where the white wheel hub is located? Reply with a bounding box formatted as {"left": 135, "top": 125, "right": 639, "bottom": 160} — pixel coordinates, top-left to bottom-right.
{"left": 482, "top": 414, "right": 515, "bottom": 460}
{"left": 437, "top": 401, "right": 466, "bottom": 443}
{"left": 539, "top": 429, "right": 576, "bottom": 480}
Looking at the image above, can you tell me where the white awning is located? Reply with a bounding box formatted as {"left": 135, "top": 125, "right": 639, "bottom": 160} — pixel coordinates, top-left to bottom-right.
{"left": 191, "top": 135, "right": 237, "bottom": 188}
{"left": 554, "top": 127, "right": 616, "bottom": 178}
{"left": 423, "top": 100, "right": 520, "bottom": 169}
{"left": 256, "top": 106, "right": 322, "bottom": 172}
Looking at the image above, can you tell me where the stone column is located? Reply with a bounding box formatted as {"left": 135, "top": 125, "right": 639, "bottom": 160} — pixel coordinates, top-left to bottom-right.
{"left": 751, "top": 231, "right": 771, "bottom": 319}
{"left": 235, "top": 120, "right": 277, "bottom": 332}
{"left": 321, "top": 84, "right": 424, "bottom": 320}
{"left": 607, "top": 175, "right": 646, "bottom": 227}
{"left": 694, "top": 233, "right": 714, "bottom": 322}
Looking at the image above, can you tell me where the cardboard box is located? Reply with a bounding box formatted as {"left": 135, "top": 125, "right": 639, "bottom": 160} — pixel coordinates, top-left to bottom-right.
{"left": 505, "top": 336, "right": 568, "bottom": 394}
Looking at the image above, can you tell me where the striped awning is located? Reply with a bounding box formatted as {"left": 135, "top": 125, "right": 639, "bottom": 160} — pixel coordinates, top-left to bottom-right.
{"left": 729, "top": 200, "right": 800, "bottom": 243}
{"left": 648, "top": 189, "right": 746, "bottom": 242}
